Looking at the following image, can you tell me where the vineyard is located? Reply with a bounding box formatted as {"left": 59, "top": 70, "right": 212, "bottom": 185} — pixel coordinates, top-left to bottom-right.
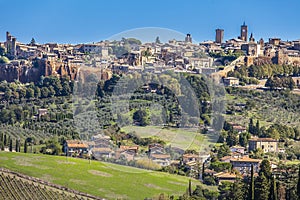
{"left": 0, "top": 170, "right": 102, "bottom": 200}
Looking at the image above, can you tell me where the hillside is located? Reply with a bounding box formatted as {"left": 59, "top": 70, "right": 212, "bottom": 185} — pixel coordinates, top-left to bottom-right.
{"left": 0, "top": 152, "right": 216, "bottom": 199}
{"left": 0, "top": 169, "right": 99, "bottom": 200}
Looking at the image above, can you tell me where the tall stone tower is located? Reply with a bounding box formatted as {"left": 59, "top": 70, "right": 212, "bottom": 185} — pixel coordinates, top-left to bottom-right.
{"left": 185, "top": 33, "right": 192, "bottom": 43}
{"left": 240, "top": 22, "right": 248, "bottom": 42}
{"left": 215, "top": 29, "right": 224, "bottom": 44}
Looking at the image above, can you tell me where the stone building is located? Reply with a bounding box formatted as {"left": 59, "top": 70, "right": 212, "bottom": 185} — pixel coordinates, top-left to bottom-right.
{"left": 248, "top": 137, "right": 278, "bottom": 153}
{"left": 215, "top": 29, "right": 224, "bottom": 44}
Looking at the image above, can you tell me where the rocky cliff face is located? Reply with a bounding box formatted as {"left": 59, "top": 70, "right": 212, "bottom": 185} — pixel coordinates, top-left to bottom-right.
{"left": 0, "top": 59, "right": 78, "bottom": 83}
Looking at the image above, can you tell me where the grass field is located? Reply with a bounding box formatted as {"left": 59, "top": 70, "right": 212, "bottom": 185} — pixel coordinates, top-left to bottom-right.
{"left": 0, "top": 152, "right": 215, "bottom": 199}
{"left": 121, "top": 126, "right": 211, "bottom": 152}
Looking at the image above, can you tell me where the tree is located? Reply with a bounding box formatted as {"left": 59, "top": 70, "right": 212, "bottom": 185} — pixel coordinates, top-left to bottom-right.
{"left": 0, "top": 141, "right": 4, "bottom": 151}
{"left": 218, "top": 181, "right": 232, "bottom": 200}
{"left": 239, "top": 132, "right": 250, "bottom": 147}
{"left": 9, "top": 138, "right": 12, "bottom": 152}
{"left": 249, "top": 118, "right": 254, "bottom": 134}
{"left": 270, "top": 175, "right": 278, "bottom": 200}
{"left": 15, "top": 139, "right": 19, "bottom": 152}
{"left": 226, "top": 131, "right": 238, "bottom": 147}
{"left": 133, "top": 109, "right": 149, "bottom": 126}
{"left": 24, "top": 140, "right": 28, "bottom": 153}
{"left": 249, "top": 164, "right": 255, "bottom": 200}
{"left": 188, "top": 179, "right": 192, "bottom": 196}
{"left": 255, "top": 173, "right": 270, "bottom": 200}
{"left": 297, "top": 165, "right": 300, "bottom": 198}
{"left": 26, "top": 88, "right": 35, "bottom": 99}
{"left": 259, "top": 160, "right": 271, "bottom": 180}
{"left": 229, "top": 179, "right": 245, "bottom": 200}
{"left": 217, "top": 144, "right": 230, "bottom": 159}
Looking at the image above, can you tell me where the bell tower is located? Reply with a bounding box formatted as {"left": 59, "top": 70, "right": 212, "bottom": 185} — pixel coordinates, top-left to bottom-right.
{"left": 240, "top": 22, "right": 248, "bottom": 42}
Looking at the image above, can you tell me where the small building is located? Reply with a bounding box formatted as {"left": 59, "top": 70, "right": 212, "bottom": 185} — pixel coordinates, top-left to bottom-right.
{"left": 38, "top": 109, "right": 48, "bottom": 117}
{"left": 220, "top": 156, "right": 232, "bottom": 163}
{"left": 223, "top": 77, "right": 239, "bottom": 86}
{"left": 232, "top": 125, "right": 247, "bottom": 134}
{"left": 92, "top": 147, "right": 113, "bottom": 159}
{"left": 64, "top": 140, "right": 88, "bottom": 157}
{"left": 214, "top": 172, "right": 240, "bottom": 184}
{"left": 248, "top": 137, "right": 278, "bottom": 153}
{"left": 230, "top": 157, "right": 262, "bottom": 174}
{"left": 150, "top": 153, "right": 171, "bottom": 166}
{"left": 182, "top": 154, "right": 199, "bottom": 164}
{"left": 230, "top": 146, "right": 245, "bottom": 154}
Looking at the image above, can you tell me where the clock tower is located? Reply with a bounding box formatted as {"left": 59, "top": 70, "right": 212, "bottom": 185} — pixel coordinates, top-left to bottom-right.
{"left": 240, "top": 22, "right": 248, "bottom": 42}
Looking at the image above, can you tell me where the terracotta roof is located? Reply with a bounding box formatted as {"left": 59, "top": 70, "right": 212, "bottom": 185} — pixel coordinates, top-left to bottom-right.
{"left": 186, "top": 161, "right": 197, "bottom": 166}
{"left": 183, "top": 154, "right": 198, "bottom": 158}
{"left": 204, "top": 169, "right": 217, "bottom": 174}
{"left": 214, "top": 172, "right": 238, "bottom": 178}
{"left": 230, "top": 146, "right": 245, "bottom": 149}
{"left": 151, "top": 154, "right": 171, "bottom": 159}
{"left": 66, "top": 140, "right": 88, "bottom": 148}
{"left": 230, "top": 157, "right": 262, "bottom": 163}
{"left": 249, "top": 137, "right": 277, "bottom": 142}
{"left": 220, "top": 156, "right": 231, "bottom": 161}
{"left": 233, "top": 125, "right": 246, "bottom": 129}
{"left": 120, "top": 145, "right": 139, "bottom": 151}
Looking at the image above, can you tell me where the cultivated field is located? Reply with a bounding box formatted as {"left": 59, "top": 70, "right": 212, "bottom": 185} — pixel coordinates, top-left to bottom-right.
{"left": 0, "top": 152, "right": 215, "bottom": 199}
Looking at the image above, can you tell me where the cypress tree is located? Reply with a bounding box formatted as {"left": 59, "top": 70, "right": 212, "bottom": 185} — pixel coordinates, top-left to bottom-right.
{"left": 297, "top": 165, "right": 300, "bottom": 198}
{"left": 255, "top": 173, "right": 270, "bottom": 200}
{"left": 270, "top": 175, "right": 278, "bottom": 200}
{"left": 0, "top": 141, "right": 4, "bottom": 151}
{"left": 249, "top": 164, "right": 255, "bottom": 200}
{"left": 24, "top": 140, "right": 28, "bottom": 153}
{"left": 249, "top": 118, "right": 254, "bottom": 134}
{"left": 4, "top": 134, "right": 7, "bottom": 146}
{"left": 9, "top": 138, "right": 12, "bottom": 152}
{"left": 255, "top": 120, "right": 260, "bottom": 136}
{"left": 188, "top": 179, "right": 192, "bottom": 196}
{"left": 15, "top": 139, "right": 19, "bottom": 152}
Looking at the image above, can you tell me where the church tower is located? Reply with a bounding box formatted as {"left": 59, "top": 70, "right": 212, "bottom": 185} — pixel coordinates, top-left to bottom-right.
{"left": 240, "top": 22, "right": 248, "bottom": 42}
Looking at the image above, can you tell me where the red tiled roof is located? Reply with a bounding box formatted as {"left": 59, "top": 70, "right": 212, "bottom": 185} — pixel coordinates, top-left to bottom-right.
{"left": 120, "top": 145, "right": 139, "bottom": 151}
{"left": 66, "top": 140, "right": 88, "bottom": 148}
{"left": 230, "top": 157, "right": 262, "bottom": 163}
{"left": 151, "top": 154, "right": 171, "bottom": 159}
{"left": 249, "top": 137, "right": 277, "bottom": 142}
{"left": 183, "top": 154, "right": 198, "bottom": 158}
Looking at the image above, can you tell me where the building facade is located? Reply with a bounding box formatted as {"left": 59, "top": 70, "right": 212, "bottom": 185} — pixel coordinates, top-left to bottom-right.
{"left": 248, "top": 137, "right": 278, "bottom": 153}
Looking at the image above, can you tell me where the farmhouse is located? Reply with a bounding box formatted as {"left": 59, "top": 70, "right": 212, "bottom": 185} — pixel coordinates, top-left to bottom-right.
{"left": 92, "top": 147, "right": 113, "bottom": 159}
{"left": 230, "top": 157, "right": 262, "bottom": 174}
{"left": 150, "top": 153, "right": 171, "bottom": 166}
{"left": 248, "top": 137, "right": 278, "bottom": 153}
{"left": 64, "top": 140, "right": 88, "bottom": 157}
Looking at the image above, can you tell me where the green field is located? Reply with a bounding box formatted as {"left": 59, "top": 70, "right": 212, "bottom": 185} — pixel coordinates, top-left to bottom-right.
{"left": 0, "top": 152, "right": 215, "bottom": 199}
{"left": 121, "top": 126, "right": 211, "bottom": 152}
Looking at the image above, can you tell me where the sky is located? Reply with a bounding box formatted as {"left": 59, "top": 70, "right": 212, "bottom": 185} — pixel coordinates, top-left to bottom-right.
{"left": 1, "top": 0, "right": 300, "bottom": 44}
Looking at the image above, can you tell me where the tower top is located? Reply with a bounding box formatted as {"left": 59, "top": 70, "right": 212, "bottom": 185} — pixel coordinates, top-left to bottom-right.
{"left": 243, "top": 21, "right": 246, "bottom": 26}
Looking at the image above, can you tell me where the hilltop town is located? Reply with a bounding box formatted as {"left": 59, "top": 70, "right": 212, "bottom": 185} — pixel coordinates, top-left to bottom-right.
{"left": 1, "top": 23, "right": 300, "bottom": 200}
{"left": 1, "top": 22, "right": 300, "bottom": 85}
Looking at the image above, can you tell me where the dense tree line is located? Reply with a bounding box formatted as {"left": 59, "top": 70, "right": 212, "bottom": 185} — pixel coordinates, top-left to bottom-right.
{"left": 265, "top": 76, "right": 295, "bottom": 90}
{"left": 228, "top": 64, "right": 300, "bottom": 80}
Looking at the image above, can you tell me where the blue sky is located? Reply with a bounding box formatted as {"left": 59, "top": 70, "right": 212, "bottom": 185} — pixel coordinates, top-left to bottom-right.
{"left": 1, "top": 0, "right": 300, "bottom": 44}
